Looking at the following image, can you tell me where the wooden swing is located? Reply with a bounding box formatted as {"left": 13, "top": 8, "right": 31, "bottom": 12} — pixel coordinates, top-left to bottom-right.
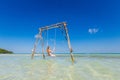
{"left": 31, "top": 22, "right": 75, "bottom": 63}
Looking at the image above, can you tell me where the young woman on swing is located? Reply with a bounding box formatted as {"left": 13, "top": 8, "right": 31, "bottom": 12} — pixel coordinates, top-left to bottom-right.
{"left": 46, "top": 46, "right": 56, "bottom": 57}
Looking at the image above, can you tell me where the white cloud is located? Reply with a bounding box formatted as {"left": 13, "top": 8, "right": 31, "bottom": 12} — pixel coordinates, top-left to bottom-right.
{"left": 88, "top": 28, "right": 99, "bottom": 34}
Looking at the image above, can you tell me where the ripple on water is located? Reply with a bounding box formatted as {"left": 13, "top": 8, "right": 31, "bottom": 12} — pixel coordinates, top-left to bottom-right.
{"left": 0, "top": 54, "right": 120, "bottom": 80}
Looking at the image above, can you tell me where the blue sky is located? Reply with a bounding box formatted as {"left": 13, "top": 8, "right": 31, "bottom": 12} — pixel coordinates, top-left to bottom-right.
{"left": 0, "top": 0, "right": 120, "bottom": 53}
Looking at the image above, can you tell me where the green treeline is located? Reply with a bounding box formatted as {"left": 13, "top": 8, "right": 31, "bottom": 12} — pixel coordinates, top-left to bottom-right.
{"left": 0, "top": 48, "right": 13, "bottom": 54}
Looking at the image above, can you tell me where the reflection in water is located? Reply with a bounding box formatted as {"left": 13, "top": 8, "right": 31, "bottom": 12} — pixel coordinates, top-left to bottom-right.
{"left": 44, "top": 60, "right": 56, "bottom": 80}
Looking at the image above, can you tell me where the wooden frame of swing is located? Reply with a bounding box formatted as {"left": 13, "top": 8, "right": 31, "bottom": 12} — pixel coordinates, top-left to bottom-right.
{"left": 31, "top": 22, "right": 74, "bottom": 63}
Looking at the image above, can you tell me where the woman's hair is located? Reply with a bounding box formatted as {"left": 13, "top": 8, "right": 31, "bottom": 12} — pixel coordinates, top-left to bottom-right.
{"left": 47, "top": 46, "right": 50, "bottom": 49}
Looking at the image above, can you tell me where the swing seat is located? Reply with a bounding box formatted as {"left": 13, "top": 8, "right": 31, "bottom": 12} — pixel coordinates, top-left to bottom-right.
{"left": 49, "top": 53, "right": 56, "bottom": 57}
{"left": 51, "top": 54, "right": 56, "bottom": 57}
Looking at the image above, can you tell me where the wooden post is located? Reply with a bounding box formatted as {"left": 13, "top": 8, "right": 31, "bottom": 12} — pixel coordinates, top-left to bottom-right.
{"left": 63, "top": 23, "right": 74, "bottom": 63}
{"left": 41, "top": 38, "right": 45, "bottom": 59}
{"left": 40, "top": 29, "right": 45, "bottom": 59}
{"left": 31, "top": 37, "right": 39, "bottom": 59}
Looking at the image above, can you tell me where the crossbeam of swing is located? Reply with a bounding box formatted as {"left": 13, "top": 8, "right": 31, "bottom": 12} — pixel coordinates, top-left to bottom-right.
{"left": 39, "top": 22, "right": 65, "bottom": 32}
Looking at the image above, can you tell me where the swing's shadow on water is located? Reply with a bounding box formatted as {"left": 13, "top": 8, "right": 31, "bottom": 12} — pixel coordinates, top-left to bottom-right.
{"left": 0, "top": 53, "right": 120, "bottom": 80}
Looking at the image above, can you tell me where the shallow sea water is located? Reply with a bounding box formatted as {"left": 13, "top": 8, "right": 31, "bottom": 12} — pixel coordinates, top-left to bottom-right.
{"left": 0, "top": 54, "right": 120, "bottom": 80}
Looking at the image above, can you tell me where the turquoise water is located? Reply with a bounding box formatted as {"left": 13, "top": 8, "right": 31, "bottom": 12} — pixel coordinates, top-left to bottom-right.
{"left": 0, "top": 54, "right": 120, "bottom": 80}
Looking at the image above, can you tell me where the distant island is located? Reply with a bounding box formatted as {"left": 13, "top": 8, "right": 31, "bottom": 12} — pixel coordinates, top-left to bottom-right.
{"left": 0, "top": 48, "right": 13, "bottom": 54}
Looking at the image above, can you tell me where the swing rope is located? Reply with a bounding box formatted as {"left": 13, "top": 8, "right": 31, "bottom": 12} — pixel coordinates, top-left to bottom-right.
{"left": 46, "top": 28, "right": 56, "bottom": 53}
{"left": 46, "top": 27, "right": 49, "bottom": 47}
{"left": 53, "top": 29, "right": 56, "bottom": 53}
